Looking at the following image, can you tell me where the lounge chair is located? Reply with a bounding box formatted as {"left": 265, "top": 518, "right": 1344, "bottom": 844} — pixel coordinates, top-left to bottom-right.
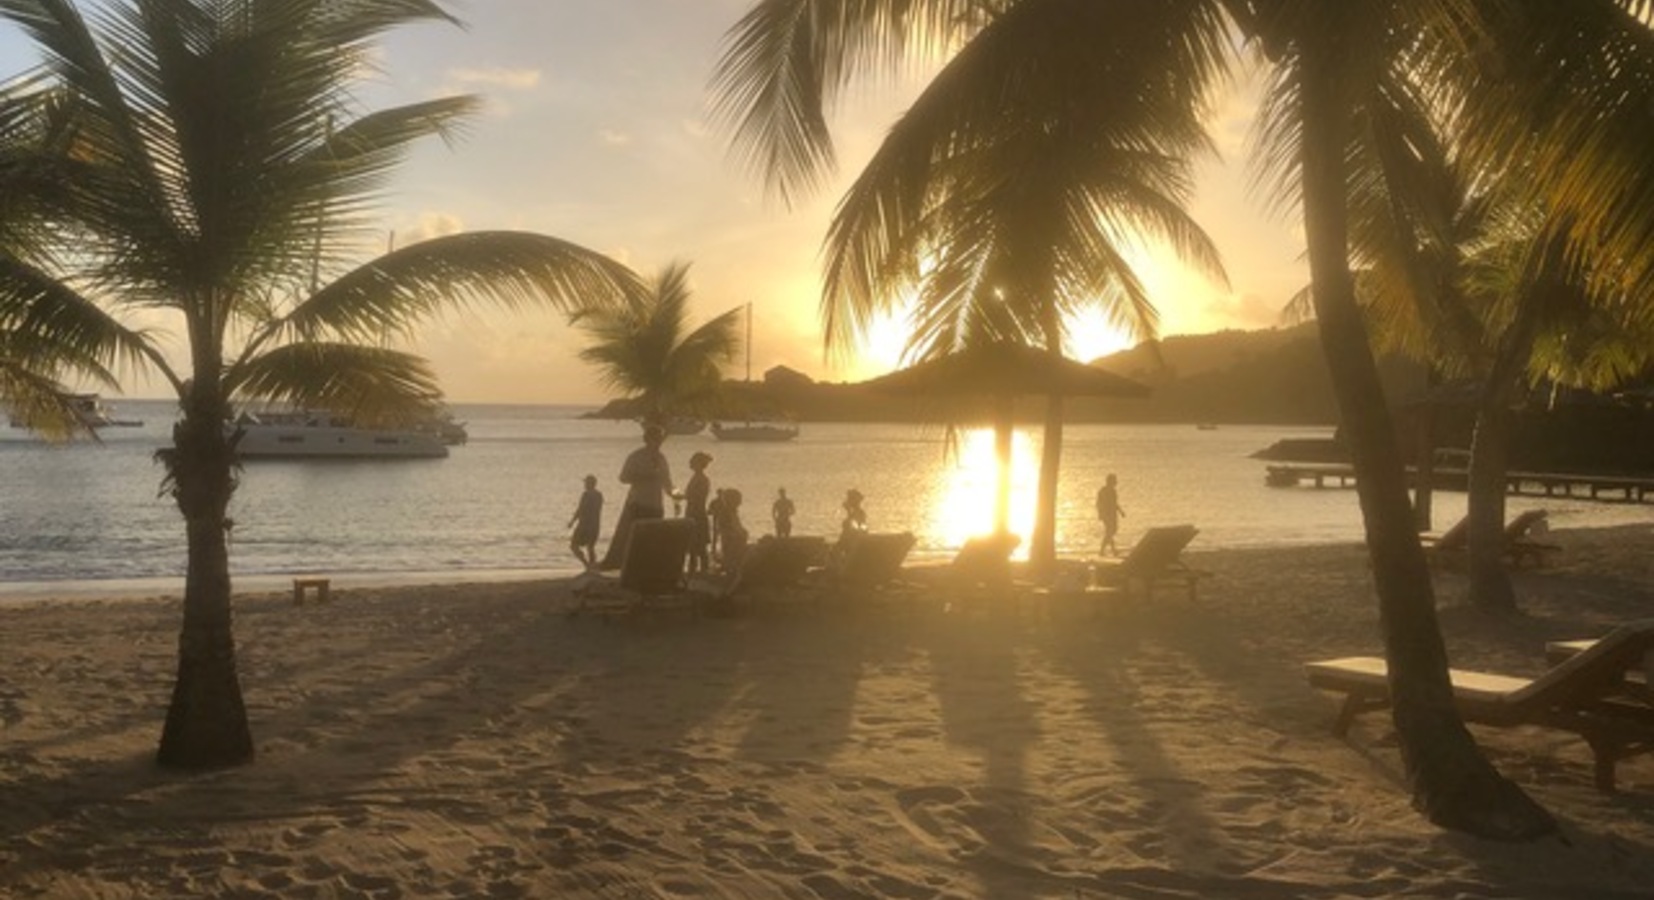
{"left": 1093, "top": 524, "right": 1204, "bottom": 600}
{"left": 946, "top": 531, "right": 1023, "bottom": 614}
{"left": 1425, "top": 509, "right": 1560, "bottom": 568}
{"left": 1304, "top": 620, "right": 1654, "bottom": 792}
{"left": 570, "top": 517, "right": 700, "bottom": 617}
{"left": 825, "top": 531, "right": 917, "bottom": 595}
{"left": 718, "top": 535, "right": 830, "bottom": 610}
{"left": 1503, "top": 509, "right": 1562, "bottom": 567}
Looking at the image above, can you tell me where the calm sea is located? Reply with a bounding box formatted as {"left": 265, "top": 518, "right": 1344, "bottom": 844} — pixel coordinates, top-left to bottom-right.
{"left": 2, "top": 399, "right": 1646, "bottom": 597}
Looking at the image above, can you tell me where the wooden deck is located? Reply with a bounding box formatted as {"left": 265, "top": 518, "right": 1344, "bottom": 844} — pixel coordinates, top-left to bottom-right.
{"left": 1264, "top": 463, "right": 1654, "bottom": 503}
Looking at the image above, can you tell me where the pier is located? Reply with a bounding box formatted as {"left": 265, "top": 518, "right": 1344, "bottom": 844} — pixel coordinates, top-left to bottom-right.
{"left": 1264, "top": 464, "right": 1654, "bottom": 503}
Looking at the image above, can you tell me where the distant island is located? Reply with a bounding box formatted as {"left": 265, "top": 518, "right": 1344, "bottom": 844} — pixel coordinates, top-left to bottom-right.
{"left": 586, "top": 323, "right": 1421, "bottom": 427}
{"left": 586, "top": 322, "right": 1654, "bottom": 477}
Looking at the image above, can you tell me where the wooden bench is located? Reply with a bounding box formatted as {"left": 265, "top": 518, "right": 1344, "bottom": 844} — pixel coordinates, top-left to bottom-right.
{"left": 292, "top": 577, "right": 331, "bottom": 605}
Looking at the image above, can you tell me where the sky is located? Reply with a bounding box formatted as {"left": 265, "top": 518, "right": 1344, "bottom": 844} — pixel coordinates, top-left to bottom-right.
{"left": 1, "top": 0, "right": 1309, "bottom": 405}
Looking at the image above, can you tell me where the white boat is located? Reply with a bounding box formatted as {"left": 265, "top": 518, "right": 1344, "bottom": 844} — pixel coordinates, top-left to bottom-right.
{"left": 8, "top": 393, "right": 143, "bottom": 429}
{"left": 227, "top": 411, "right": 449, "bottom": 459}
{"left": 660, "top": 415, "right": 706, "bottom": 436}
{"left": 710, "top": 420, "right": 799, "bottom": 442}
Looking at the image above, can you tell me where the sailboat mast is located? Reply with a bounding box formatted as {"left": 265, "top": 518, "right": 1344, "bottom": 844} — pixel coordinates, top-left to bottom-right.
{"left": 745, "top": 301, "right": 753, "bottom": 383}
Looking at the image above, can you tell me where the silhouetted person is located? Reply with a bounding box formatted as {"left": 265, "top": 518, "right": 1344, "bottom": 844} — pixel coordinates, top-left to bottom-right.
{"left": 717, "top": 487, "right": 749, "bottom": 573}
{"left": 599, "top": 424, "right": 674, "bottom": 570}
{"left": 684, "top": 451, "right": 714, "bottom": 574}
{"left": 1096, "top": 473, "right": 1125, "bottom": 556}
{"left": 567, "top": 474, "right": 603, "bottom": 571}
{"left": 841, "top": 488, "right": 868, "bottom": 540}
{"left": 771, "top": 487, "right": 795, "bottom": 538}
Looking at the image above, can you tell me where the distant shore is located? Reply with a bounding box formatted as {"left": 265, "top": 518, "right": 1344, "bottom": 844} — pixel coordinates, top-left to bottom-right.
{"left": 4, "top": 523, "right": 1653, "bottom": 897}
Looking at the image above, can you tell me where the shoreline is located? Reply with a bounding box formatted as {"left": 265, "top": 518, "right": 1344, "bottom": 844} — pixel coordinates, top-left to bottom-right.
{"left": 5, "top": 520, "right": 1648, "bottom": 607}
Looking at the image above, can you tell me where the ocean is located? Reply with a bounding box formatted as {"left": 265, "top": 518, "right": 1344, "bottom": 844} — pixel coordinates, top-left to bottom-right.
{"left": 2, "top": 398, "right": 1646, "bottom": 596}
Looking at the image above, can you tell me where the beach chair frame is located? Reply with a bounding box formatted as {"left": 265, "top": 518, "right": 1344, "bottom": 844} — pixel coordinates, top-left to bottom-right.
{"left": 1305, "top": 620, "right": 1654, "bottom": 792}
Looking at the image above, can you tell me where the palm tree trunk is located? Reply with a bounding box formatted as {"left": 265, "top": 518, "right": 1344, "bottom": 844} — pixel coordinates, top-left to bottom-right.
{"left": 993, "top": 395, "right": 1014, "bottom": 535}
{"left": 1465, "top": 395, "right": 1515, "bottom": 610}
{"left": 1296, "top": 24, "right": 1552, "bottom": 839}
{"left": 1467, "top": 273, "right": 1548, "bottom": 612}
{"left": 156, "top": 380, "right": 253, "bottom": 769}
{"left": 1411, "top": 368, "right": 1440, "bottom": 533}
{"left": 1030, "top": 393, "right": 1063, "bottom": 579}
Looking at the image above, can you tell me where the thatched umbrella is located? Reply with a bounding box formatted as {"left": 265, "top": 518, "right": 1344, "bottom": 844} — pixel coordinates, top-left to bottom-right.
{"left": 867, "top": 342, "right": 1150, "bottom": 540}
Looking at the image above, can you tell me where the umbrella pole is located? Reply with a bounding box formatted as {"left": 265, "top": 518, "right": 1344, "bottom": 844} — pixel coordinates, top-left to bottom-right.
{"left": 994, "top": 395, "right": 1014, "bottom": 535}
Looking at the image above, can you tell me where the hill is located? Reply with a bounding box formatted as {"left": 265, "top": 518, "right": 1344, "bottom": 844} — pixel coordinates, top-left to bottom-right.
{"left": 588, "top": 324, "right": 1425, "bottom": 426}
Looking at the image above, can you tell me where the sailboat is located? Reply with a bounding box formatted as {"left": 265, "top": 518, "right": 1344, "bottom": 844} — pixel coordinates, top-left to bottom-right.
{"left": 711, "top": 303, "right": 800, "bottom": 443}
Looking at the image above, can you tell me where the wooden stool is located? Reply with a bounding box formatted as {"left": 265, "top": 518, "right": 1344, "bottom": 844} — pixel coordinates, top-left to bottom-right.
{"left": 293, "top": 577, "right": 331, "bottom": 605}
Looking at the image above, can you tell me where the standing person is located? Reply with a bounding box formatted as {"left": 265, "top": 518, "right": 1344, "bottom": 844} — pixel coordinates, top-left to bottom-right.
{"left": 567, "top": 474, "right": 603, "bottom": 571}
{"left": 718, "top": 488, "right": 749, "bottom": 572}
{"left": 599, "top": 424, "right": 675, "bottom": 570}
{"left": 840, "top": 488, "right": 868, "bottom": 540}
{"left": 1096, "top": 473, "right": 1125, "bottom": 556}
{"left": 684, "top": 451, "right": 714, "bottom": 574}
{"left": 707, "top": 488, "right": 726, "bottom": 563}
{"left": 771, "top": 487, "right": 795, "bottom": 538}
{"left": 832, "top": 487, "right": 869, "bottom": 566}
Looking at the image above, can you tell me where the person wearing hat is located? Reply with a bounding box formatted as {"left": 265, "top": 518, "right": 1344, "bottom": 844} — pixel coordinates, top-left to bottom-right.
{"left": 566, "top": 474, "right": 603, "bottom": 571}
{"left": 598, "top": 423, "right": 676, "bottom": 570}
{"left": 684, "top": 450, "right": 715, "bottom": 574}
{"left": 841, "top": 488, "right": 868, "bottom": 541}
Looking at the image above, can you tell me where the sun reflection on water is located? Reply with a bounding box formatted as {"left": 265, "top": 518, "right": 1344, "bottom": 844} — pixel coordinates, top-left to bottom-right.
{"left": 924, "top": 427, "right": 1040, "bottom": 556}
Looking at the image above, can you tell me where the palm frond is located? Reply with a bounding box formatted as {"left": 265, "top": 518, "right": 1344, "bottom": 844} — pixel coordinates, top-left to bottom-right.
{"left": 227, "top": 340, "right": 443, "bottom": 424}
{"left": 270, "top": 231, "right": 640, "bottom": 349}
{"left": 572, "top": 262, "right": 743, "bottom": 417}
{"left": 710, "top": 0, "right": 986, "bottom": 206}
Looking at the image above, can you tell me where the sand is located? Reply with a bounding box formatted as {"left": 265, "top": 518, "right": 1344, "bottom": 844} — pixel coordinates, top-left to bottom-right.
{"left": 3, "top": 524, "right": 1653, "bottom": 899}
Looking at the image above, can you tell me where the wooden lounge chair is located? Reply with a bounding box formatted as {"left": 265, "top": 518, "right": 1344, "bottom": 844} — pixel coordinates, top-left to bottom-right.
{"left": 825, "top": 531, "right": 917, "bottom": 596}
{"left": 1093, "top": 524, "right": 1204, "bottom": 600}
{"left": 1305, "top": 620, "right": 1654, "bottom": 792}
{"left": 946, "top": 532, "right": 1023, "bottom": 614}
{"left": 570, "top": 518, "right": 700, "bottom": 618}
{"left": 1502, "top": 509, "right": 1562, "bottom": 567}
{"left": 718, "top": 535, "right": 830, "bottom": 610}
{"left": 1424, "top": 509, "right": 1560, "bottom": 568}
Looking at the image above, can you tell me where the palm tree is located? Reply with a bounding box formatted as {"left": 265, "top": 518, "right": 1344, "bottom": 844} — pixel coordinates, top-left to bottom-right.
{"left": 1302, "top": 75, "right": 1651, "bottom": 612}
{"left": 808, "top": 0, "right": 1226, "bottom": 572}
{"left": 572, "top": 260, "right": 745, "bottom": 426}
{"left": 0, "top": 0, "right": 639, "bottom": 769}
{"left": 712, "top": 0, "right": 1654, "bottom": 837}
{"left": 572, "top": 260, "right": 742, "bottom": 571}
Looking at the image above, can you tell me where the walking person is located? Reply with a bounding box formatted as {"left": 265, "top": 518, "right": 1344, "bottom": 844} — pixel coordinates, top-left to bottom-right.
{"left": 567, "top": 474, "right": 603, "bottom": 571}
{"left": 684, "top": 451, "right": 714, "bottom": 574}
{"left": 1096, "top": 473, "right": 1125, "bottom": 556}
{"left": 598, "top": 424, "right": 675, "bottom": 570}
{"left": 771, "top": 487, "right": 795, "bottom": 538}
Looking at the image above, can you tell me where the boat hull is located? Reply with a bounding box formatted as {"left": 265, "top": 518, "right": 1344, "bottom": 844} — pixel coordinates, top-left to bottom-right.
{"left": 710, "top": 423, "right": 799, "bottom": 442}
{"left": 228, "top": 423, "right": 449, "bottom": 459}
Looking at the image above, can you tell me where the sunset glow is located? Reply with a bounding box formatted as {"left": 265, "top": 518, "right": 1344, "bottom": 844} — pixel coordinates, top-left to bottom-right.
{"left": 925, "top": 428, "right": 1038, "bottom": 554}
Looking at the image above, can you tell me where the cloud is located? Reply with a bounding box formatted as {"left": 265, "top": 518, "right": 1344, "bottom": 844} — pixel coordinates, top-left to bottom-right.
{"left": 393, "top": 212, "right": 467, "bottom": 247}
{"left": 447, "top": 67, "right": 542, "bottom": 91}
{"left": 599, "top": 129, "right": 633, "bottom": 147}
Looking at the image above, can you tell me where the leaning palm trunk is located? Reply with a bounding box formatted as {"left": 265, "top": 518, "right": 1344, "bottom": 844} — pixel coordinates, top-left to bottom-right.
{"left": 156, "top": 380, "right": 252, "bottom": 768}
{"left": 1297, "top": 33, "right": 1553, "bottom": 839}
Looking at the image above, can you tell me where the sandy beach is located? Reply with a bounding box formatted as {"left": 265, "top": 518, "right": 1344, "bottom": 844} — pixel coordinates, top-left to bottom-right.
{"left": 3, "top": 525, "right": 1653, "bottom": 898}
